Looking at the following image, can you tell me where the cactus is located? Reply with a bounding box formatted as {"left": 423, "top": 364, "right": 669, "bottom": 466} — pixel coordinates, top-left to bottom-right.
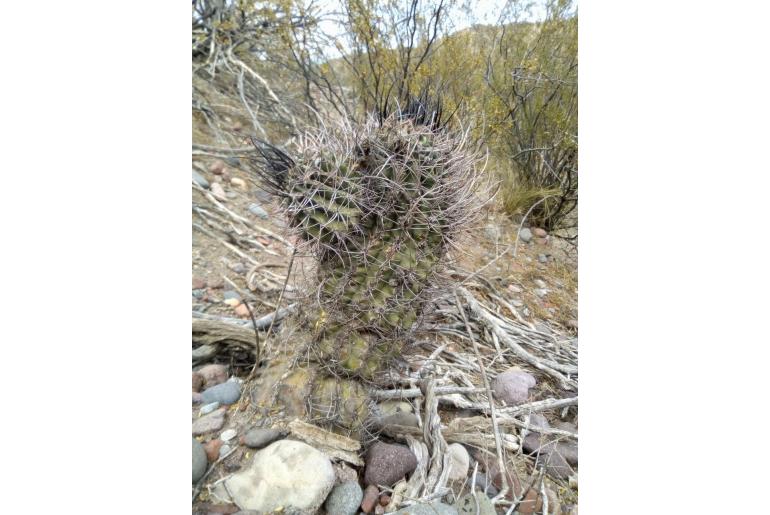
{"left": 251, "top": 98, "right": 483, "bottom": 426}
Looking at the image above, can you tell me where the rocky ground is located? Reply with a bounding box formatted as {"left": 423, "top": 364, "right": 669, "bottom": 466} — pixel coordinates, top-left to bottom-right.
{"left": 191, "top": 157, "right": 578, "bottom": 514}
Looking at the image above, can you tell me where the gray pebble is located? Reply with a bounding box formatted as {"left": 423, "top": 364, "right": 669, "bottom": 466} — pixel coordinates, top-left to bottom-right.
{"left": 192, "top": 169, "right": 209, "bottom": 189}
{"left": 538, "top": 253, "right": 548, "bottom": 263}
{"left": 534, "top": 279, "right": 547, "bottom": 288}
{"left": 192, "top": 438, "right": 207, "bottom": 483}
{"left": 242, "top": 427, "right": 284, "bottom": 449}
{"left": 201, "top": 381, "right": 242, "bottom": 405}
{"left": 199, "top": 402, "right": 220, "bottom": 416}
{"left": 324, "top": 481, "right": 363, "bottom": 515}
{"left": 535, "top": 288, "right": 548, "bottom": 297}
{"left": 248, "top": 203, "right": 269, "bottom": 219}
{"left": 223, "top": 290, "right": 241, "bottom": 301}
{"left": 192, "top": 344, "right": 217, "bottom": 362}
{"left": 519, "top": 228, "right": 532, "bottom": 242}
{"left": 392, "top": 502, "right": 457, "bottom": 515}
{"left": 219, "top": 444, "right": 232, "bottom": 459}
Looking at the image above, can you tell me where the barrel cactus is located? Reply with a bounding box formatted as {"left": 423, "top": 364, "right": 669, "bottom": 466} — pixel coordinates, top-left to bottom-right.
{"left": 252, "top": 98, "right": 484, "bottom": 427}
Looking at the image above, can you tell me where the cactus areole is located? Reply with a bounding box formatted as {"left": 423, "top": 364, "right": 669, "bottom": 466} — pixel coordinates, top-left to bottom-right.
{"left": 252, "top": 98, "right": 484, "bottom": 382}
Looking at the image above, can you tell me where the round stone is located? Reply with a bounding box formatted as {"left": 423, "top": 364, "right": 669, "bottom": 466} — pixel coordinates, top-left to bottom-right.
{"left": 201, "top": 381, "right": 241, "bottom": 405}
{"left": 193, "top": 438, "right": 207, "bottom": 483}
{"left": 324, "top": 481, "right": 363, "bottom": 515}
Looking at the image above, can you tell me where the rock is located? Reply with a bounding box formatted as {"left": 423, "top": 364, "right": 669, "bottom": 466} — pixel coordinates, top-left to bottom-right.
{"left": 192, "top": 276, "right": 207, "bottom": 289}
{"left": 219, "top": 444, "right": 232, "bottom": 459}
{"left": 375, "top": 505, "right": 385, "bottom": 514}
{"left": 567, "top": 319, "right": 578, "bottom": 330}
{"left": 446, "top": 443, "right": 470, "bottom": 480}
{"left": 528, "top": 413, "right": 550, "bottom": 431}
{"left": 535, "top": 236, "right": 549, "bottom": 245}
{"left": 248, "top": 203, "right": 269, "bottom": 219}
{"left": 230, "top": 177, "right": 247, "bottom": 190}
{"left": 522, "top": 434, "right": 575, "bottom": 479}
{"left": 361, "top": 485, "right": 379, "bottom": 513}
{"left": 374, "top": 412, "right": 420, "bottom": 429}
{"left": 198, "top": 364, "right": 228, "bottom": 387}
{"left": 226, "top": 191, "right": 237, "bottom": 199}
{"left": 240, "top": 427, "right": 284, "bottom": 449}
{"left": 209, "top": 160, "right": 226, "bottom": 175}
{"left": 517, "top": 488, "right": 542, "bottom": 514}
{"left": 193, "top": 169, "right": 209, "bottom": 188}
{"left": 538, "top": 253, "right": 548, "bottom": 264}
{"left": 224, "top": 298, "right": 241, "bottom": 307}
{"left": 519, "top": 228, "right": 532, "bottom": 242}
{"left": 204, "top": 439, "right": 223, "bottom": 462}
{"left": 193, "top": 438, "right": 208, "bottom": 482}
{"left": 192, "top": 344, "right": 217, "bottom": 362}
{"left": 324, "top": 481, "right": 363, "bottom": 515}
{"left": 193, "top": 372, "right": 204, "bottom": 392}
{"left": 365, "top": 442, "right": 418, "bottom": 487}
{"left": 201, "top": 381, "right": 242, "bottom": 405}
{"left": 535, "top": 288, "right": 549, "bottom": 297}
{"left": 226, "top": 157, "right": 240, "bottom": 167}
{"left": 214, "top": 440, "right": 335, "bottom": 513}
{"left": 231, "top": 262, "right": 246, "bottom": 274}
{"left": 380, "top": 494, "right": 391, "bottom": 506}
{"left": 455, "top": 493, "right": 496, "bottom": 514}
{"left": 233, "top": 304, "right": 249, "bottom": 318}
{"left": 532, "top": 227, "right": 548, "bottom": 238}
{"left": 534, "top": 279, "right": 547, "bottom": 289}
{"left": 492, "top": 368, "right": 536, "bottom": 405}
{"left": 391, "top": 502, "right": 458, "bottom": 514}
{"left": 485, "top": 225, "right": 501, "bottom": 241}
{"left": 211, "top": 182, "right": 227, "bottom": 200}
{"left": 192, "top": 407, "right": 227, "bottom": 435}
{"left": 199, "top": 401, "right": 220, "bottom": 416}
{"left": 507, "top": 284, "right": 523, "bottom": 293}
{"left": 192, "top": 392, "right": 203, "bottom": 404}
{"left": 220, "top": 429, "right": 237, "bottom": 442}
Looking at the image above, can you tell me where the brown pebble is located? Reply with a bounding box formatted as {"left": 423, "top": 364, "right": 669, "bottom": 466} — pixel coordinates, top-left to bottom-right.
{"left": 234, "top": 303, "right": 250, "bottom": 318}
{"left": 379, "top": 494, "right": 391, "bottom": 506}
{"left": 192, "top": 276, "right": 207, "bottom": 289}
{"left": 360, "top": 485, "right": 379, "bottom": 513}
{"left": 209, "top": 160, "right": 226, "bottom": 175}
{"left": 204, "top": 439, "right": 223, "bottom": 463}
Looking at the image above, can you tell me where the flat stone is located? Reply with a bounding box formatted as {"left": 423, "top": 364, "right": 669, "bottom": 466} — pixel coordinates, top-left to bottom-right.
{"left": 199, "top": 402, "right": 220, "bottom": 416}
{"left": 192, "top": 169, "right": 209, "bottom": 188}
{"left": 193, "top": 438, "right": 208, "bottom": 482}
{"left": 325, "top": 481, "right": 363, "bottom": 515}
{"left": 240, "top": 427, "right": 284, "bottom": 449}
{"left": 201, "top": 381, "right": 241, "bottom": 405}
{"left": 364, "top": 442, "right": 417, "bottom": 487}
{"left": 220, "top": 429, "right": 237, "bottom": 442}
{"left": 213, "top": 440, "right": 335, "bottom": 513}
{"left": 192, "top": 407, "right": 227, "bottom": 435}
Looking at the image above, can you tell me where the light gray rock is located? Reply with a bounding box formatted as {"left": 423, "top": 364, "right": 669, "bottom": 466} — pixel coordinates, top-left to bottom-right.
{"left": 219, "top": 444, "right": 232, "bottom": 459}
{"left": 535, "top": 288, "right": 549, "bottom": 297}
{"left": 492, "top": 368, "right": 536, "bottom": 405}
{"left": 446, "top": 443, "right": 470, "bottom": 481}
{"left": 534, "top": 279, "right": 547, "bottom": 289}
{"left": 241, "top": 427, "right": 284, "bottom": 449}
{"left": 511, "top": 299, "right": 524, "bottom": 307}
{"left": 212, "top": 440, "right": 335, "bottom": 513}
{"left": 391, "top": 502, "right": 457, "bottom": 515}
{"left": 248, "top": 203, "right": 269, "bottom": 219}
{"left": 199, "top": 402, "right": 220, "bottom": 416}
{"left": 324, "top": 481, "right": 363, "bottom": 515}
{"left": 192, "top": 169, "right": 209, "bottom": 188}
{"left": 377, "top": 400, "right": 413, "bottom": 416}
{"left": 519, "top": 228, "right": 533, "bottom": 243}
{"left": 220, "top": 429, "right": 237, "bottom": 442}
{"left": 201, "top": 381, "right": 242, "bottom": 405}
{"left": 538, "top": 253, "right": 548, "bottom": 263}
{"left": 192, "top": 438, "right": 207, "bottom": 483}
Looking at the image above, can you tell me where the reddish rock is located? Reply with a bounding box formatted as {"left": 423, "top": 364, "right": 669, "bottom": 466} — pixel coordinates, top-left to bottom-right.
{"left": 204, "top": 439, "right": 223, "bottom": 462}
{"left": 361, "top": 485, "right": 379, "bottom": 513}
{"left": 532, "top": 227, "right": 548, "bottom": 238}
{"left": 209, "top": 160, "right": 226, "bottom": 175}
{"left": 211, "top": 182, "right": 227, "bottom": 201}
{"left": 208, "top": 277, "right": 225, "bottom": 289}
{"left": 193, "top": 371, "right": 204, "bottom": 392}
{"left": 364, "top": 442, "right": 417, "bottom": 487}
{"left": 192, "top": 276, "right": 207, "bottom": 289}
{"left": 198, "top": 364, "right": 228, "bottom": 388}
{"left": 492, "top": 368, "right": 536, "bottom": 405}
{"left": 379, "top": 494, "right": 391, "bottom": 506}
{"left": 517, "top": 488, "right": 542, "bottom": 514}
{"left": 535, "top": 237, "right": 549, "bottom": 245}
{"left": 233, "top": 303, "right": 250, "bottom": 318}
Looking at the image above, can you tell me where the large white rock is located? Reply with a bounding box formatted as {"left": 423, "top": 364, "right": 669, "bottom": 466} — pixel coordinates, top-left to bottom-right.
{"left": 215, "top": 439, "right": 335, "bottom": 512}
{"left": 446, "top": 443, "right": 470, "bottom": 480}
